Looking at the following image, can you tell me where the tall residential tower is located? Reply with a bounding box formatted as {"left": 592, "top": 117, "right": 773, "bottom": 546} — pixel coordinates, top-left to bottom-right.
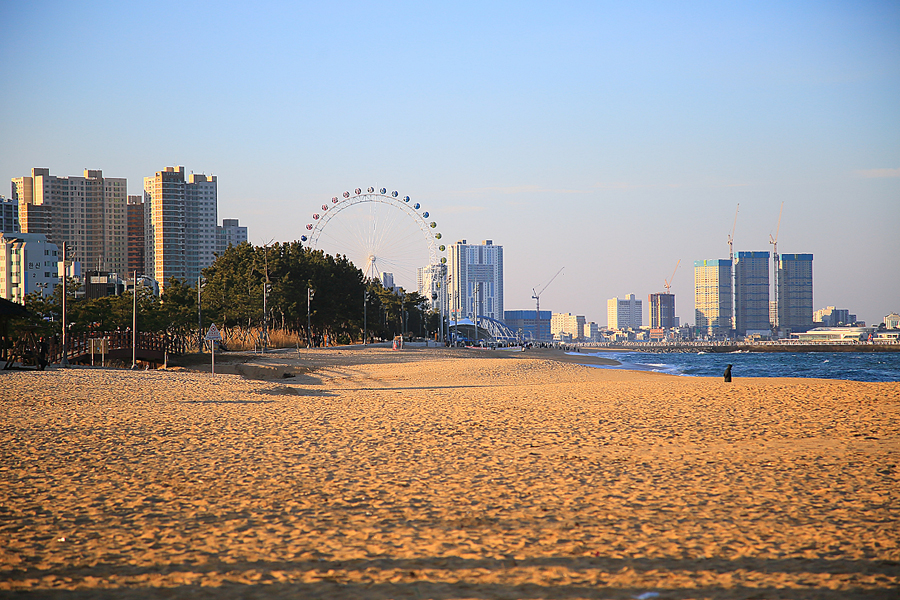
{"left": 694, "top": 259, "right": 733, "bottom": 338}
{"left": 649, "top": 293, "right": 676, "bottom": 329}
{"left": 448, "top": 240, "right": 504, "bottom": 322}
{"left": 143, "top": 166, "right": 217, "bottom": 286}
{"left": 777, "top": 253, "right": 813, "bottom": 333}
{"left": 12, "top": 168, "right": 127, "bottom": 275}
{"left": 734, "top": 251, "right": 770, "bottom": 335}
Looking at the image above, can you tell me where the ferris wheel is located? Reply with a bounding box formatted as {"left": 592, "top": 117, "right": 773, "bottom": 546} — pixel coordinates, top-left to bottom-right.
{"left": 301, "top": 187, "right": 447, "bottom": 289}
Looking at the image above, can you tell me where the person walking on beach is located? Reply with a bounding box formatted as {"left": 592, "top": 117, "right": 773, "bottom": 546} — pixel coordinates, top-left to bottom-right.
{"left": 723, "top": 363, "right": 733, "bottom": 382}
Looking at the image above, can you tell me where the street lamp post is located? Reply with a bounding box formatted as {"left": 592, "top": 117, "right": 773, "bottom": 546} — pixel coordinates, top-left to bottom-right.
{"left": 262, "top": 244, "right": 269, "bottom": 353}
{"left": 197, "top": 276, "right": 204, "bottom": 352}
{"left": 363, "top": 290, "right": 368, "bottom": 346}
{"left": 60, "top": 243, "right": 69, "bottom": 367}
{"left": 307, "top": 286, "right": 315, "bottom": 348}
{"left": 131, "top": 270, "right": 138, "bottom": 369}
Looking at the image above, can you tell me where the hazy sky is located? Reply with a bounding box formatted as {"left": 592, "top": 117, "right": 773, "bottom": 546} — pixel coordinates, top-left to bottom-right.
{"left": 2, "top": 1, "right": 897, "bottom": 326}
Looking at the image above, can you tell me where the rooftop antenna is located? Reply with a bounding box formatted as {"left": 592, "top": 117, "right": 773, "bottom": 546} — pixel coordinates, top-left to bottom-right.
{"left": 769, "top": 202, "right": 784, "bottom": 334}
{"left": 532, "top": 267, "right": 564, "bottom": 342}
{"left": 664, "top": 259, "right": 680, "bottom": 294}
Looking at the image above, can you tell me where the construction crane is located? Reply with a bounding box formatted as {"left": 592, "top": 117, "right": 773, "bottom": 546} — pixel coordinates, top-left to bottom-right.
{"left": 532, "top": 267, "right": 564, "bottom": 342}
{"left": 727, "top": 203, "right": 739, "bottom": 263}
{"left": 769, "top": 202, "right": 784, "bottom": 333}
{"left": 664, "top": 259, "right": 680, "bottom": 294}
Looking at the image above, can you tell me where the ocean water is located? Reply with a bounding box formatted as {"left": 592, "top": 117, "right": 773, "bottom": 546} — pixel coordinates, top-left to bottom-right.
{"left": 571, "top": 350, "right": 900, "bottom": 382}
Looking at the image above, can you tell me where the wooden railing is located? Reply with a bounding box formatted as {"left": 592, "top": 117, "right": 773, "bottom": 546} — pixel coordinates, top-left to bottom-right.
{"left": 49, "top": 331, "right": 189, "bottom": 364}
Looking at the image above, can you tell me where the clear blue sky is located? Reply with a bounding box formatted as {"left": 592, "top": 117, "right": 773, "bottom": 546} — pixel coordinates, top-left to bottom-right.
{"left": 2, "top": 1, "right": 897, "bottom": 325}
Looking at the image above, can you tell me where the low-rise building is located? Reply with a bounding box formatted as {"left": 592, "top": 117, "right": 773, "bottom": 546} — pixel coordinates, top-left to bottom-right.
{"left": 504, "top": 309, "right": 551, "bottom": 342}
{"left": 813, "top": 306, "right": 856, "bottom": 327}
{"left": 216, "top": 218, "right": 248, "bottom": 254}
{"left": 884, "top": 312, "right": 900, "bottom": 329}
{"left": 0, "top": 232, "right": 60, "bottom": 303}
{"left": 791, "top": 327, "right": 874, "bottom": 342}
{"left": 552, "top": 312, "right": 585, "bottom": 341}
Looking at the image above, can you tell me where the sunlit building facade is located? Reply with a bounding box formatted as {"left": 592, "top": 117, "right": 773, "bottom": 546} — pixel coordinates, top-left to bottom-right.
{"left": 12, "top": 168, "right": 127, "bottom": 275}
{"left": 607, "top": 294, "right": 642, "bottom": 330}
{"left": 551, "top": 312, "right": 585, "bottom": 341}
{"left": 143, "top": 166, "right": 217, "bottom": 287}
{"left": 694, "top": 259, "right": 733, "bottom": 338}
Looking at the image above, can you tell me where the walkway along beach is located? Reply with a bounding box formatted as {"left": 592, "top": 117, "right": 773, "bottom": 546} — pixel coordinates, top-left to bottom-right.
{"left": 2, "top": 346, "right": 898, "bottom": 598}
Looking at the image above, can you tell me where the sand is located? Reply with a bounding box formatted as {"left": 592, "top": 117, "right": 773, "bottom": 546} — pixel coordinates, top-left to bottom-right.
{"left": 1, "top": 346, "right": 898, "bottom": 599}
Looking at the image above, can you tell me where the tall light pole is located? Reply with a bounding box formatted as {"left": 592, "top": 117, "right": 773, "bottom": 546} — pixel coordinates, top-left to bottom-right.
{"left": 307, "top": 285, "right": 315, "bottom": 349}
{"left": 262, "top": 244, "right": 269, "bottom": 353}
{"left": 473, "top": 281, "right": 480, "bottom": 344}
{"left": 131, "top": 270, "right": 138, "bottom": 369}
{"left": 60, "top": 242, "right": 69, "bottom": 367}
{"left": 197, "top": 276, "right": 204, "bottom": 352}
{"left": 363, "top": 289, "right": 368, "bottom": 346}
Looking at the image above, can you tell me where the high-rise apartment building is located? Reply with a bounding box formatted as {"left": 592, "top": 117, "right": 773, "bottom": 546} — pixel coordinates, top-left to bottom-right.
{"left": 216, "top": 218, "right": 248, "bottom": 254}
{"left": 607, "top": 294, "right": 642, "bottom": 330}
{"left": 448, "top": 240, "right": 504, "bottom": 322}
{"left": 126, "top": 195, "right": 145, "bottom": 275}
{"left": 694, "top": 259, "right": 733, "bottom": 337}
{"left": 649, "top": 293, "right": 676, "bottom": 329}
{"left": 1, "top": 196, "right": 20, "bottom": 233}
{"left": 777, "top": 253, "right": 813, "bottom": 333}
{"left": 734, "top": 251, "right": 770, "bottom": 335}
{"left": 12, "top": 168, "right": 127, "bottom": 275}
{"left": 143, "top": 166, "right": 217, "bottom": 287}
{"left": 551, "top": 312, "right": 586, "bottom": 341}
{"left": 417, "top": 263, "right": 448, "bottom": 314}
{"left": 0, "top": 232, "right": 60, "bottom": 303}
{"left": 504, "top": 309, "right": 551, "bottom": 342}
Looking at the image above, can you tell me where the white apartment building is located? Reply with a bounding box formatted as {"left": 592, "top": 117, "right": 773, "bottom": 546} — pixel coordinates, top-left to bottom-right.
{"left": 143, "top": 166, "right": 217, "bottom": 287}
{"left": 607, "top": 294, "right": 642, "bottom": 330}
{"left": 417, "top": 263, "right": 448, "bottom": 314}
{"left": 551, "top": 312, "right": 586, "bottom": 341}
{"left": 0, "top": 232, "right": 60, "bottom": 304}
{"left": 448, "top": 240, "right": 504, "bottom": 322}
{"left": 12, "top": 168, "right": 127, "bottom": 275}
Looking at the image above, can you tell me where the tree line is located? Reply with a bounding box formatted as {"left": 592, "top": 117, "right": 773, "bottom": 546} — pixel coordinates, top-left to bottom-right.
{"left": 14, "top": 242, "right": 436, "bottom": 349}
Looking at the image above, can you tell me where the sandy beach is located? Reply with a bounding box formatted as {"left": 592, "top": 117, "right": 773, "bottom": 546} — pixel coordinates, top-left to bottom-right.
{"left": 1, "top": 346, "right": 898, "bottom": 599}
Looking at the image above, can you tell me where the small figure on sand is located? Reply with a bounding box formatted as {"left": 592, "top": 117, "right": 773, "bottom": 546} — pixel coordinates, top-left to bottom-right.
{"left": 38, "top": 337, "right": 48, "bottom": 371}
{"left": 724, "top": 364, "right": 733, "bottom": 382}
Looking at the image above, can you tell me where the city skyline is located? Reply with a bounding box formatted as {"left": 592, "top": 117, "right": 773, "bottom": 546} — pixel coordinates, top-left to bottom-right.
{"left": 1, "top": 1, "right": 897, "bottom": 324}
